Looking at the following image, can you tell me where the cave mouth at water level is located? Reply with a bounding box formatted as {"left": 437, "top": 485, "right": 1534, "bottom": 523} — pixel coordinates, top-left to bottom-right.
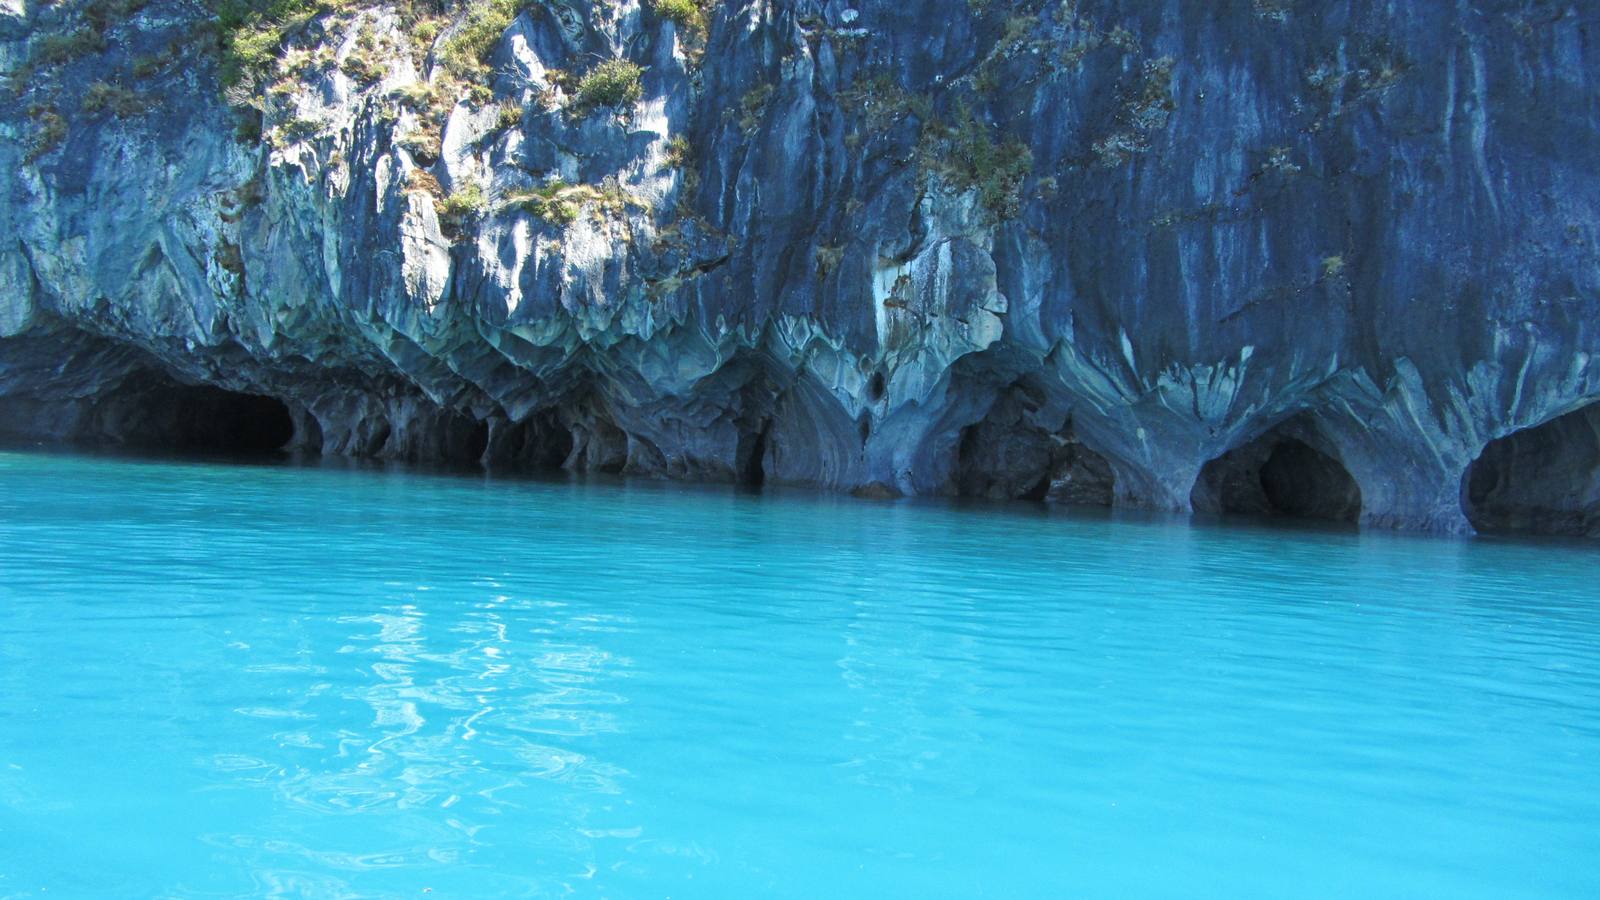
{"left": 1192, "top": 432, "right": 1362, "bottom": 524}
{"left": 1463, "top": 402, "right": 1600, "bottom": 538}
{"left": 102, "top": 379, "right": 298, "bottom": 456}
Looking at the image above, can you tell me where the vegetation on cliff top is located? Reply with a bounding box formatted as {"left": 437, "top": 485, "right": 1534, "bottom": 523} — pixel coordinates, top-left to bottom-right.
{"left": 208, "top": 0, "right": 334, "bottom": 88}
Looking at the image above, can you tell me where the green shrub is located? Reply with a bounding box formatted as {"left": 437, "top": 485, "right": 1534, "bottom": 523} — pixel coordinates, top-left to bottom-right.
{"left": 1090, "top": 56, "right": 1173, "bottom": 167}
{"left": 439, "top": 0, "right": 521, "bottom": 81}
{"left": 393, "top": 81, "right": 450, "bottom": 125}
{"left": 464, "top": 81, "right": 494, "bottom": 106}
{"left": 26, "top": 105, "right": 67, "bottom": 162}
{"left": 32, "top": 28, "right": 108, "bottom": 67}
{"left": 928, "top": 104, "right": 1032, "bottom": 220}
{"left": 575, "top": 59, "right": 643, "bottom": 111}
{"left": 81, "top": 82, "right": 148, "bottom": 117}
{"left": 504, "top": 179, "right": 633, "bottom": 225}
{"left": 393, "top": 81, "right": 435, "bottom": 108}
{"left": 204, "top": 0, "right": 472, "bottom": 103}
{"left": 440, "top": 182, "right": 489, "bottom": 220}
{"left": 737, "top": 83, "right": 773, "bottom": 134}
{"left": 340, "top": 52, "right": 384, "bottom": 85}
{"left": 277, "top": 114, "right": 325, "bottom": 143}
{"left": 504, "top": 180, "right": 586, "bottom": 225}
{"left": 650, "top": 0, "right": 703, "bottom": 32}
{"left": 130, "top": 50, "right": 173, "bottom": 79}
{"left": 495, "top": 100, "right": 523, "bottom": 131}
{"left": 838, "top": 74, "right": 931, "bottom": 133}
{"left": 397, "top": 129, "right": 443, "bottom": 164}
{"left": 84, "top": 0, "right": 152, "bottom": 31}
{"left": 652, "top": 0, "right": 716, "bottom": 64}
{"left": 412, "top": 19, "right": 442, "bottom": 45}
{"left": 662, "top": 134, "right": 692, "bottom": 169}
{"left": 207, "top": 0, "right": 330, "bottom": 88}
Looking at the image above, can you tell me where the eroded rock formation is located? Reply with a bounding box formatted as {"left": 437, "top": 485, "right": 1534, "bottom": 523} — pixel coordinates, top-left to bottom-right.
{"left": 1, "top": 0, "right": 1597, "bottom": 536}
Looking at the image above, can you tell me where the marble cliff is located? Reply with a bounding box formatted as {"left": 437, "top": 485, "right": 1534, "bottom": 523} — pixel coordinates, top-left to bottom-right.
{"left": 1, "top": 0, "right": 1597, "bottom": 536}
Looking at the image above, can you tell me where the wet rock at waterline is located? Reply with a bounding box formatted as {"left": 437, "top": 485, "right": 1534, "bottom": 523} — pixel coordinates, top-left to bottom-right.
{"left": 1, "top": 0, "right": 1598, "bottom": 536}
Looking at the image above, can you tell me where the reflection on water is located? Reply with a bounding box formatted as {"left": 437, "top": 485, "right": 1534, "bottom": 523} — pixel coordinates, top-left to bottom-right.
{"left": 0, "top": 449, "right": 1598, "bottom": 897}
{"left": 199, "top": 586, "right": 638, "bottom": 895}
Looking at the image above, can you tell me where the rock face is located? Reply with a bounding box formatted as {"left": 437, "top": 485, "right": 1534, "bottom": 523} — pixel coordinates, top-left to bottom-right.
{"left": 1, "top": 0, "right": 1598, "bottom": 536}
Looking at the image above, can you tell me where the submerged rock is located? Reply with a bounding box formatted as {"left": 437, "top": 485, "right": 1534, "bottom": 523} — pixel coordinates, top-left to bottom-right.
{"left": 1, "top": 0, "right": 1598, "bottom": 536}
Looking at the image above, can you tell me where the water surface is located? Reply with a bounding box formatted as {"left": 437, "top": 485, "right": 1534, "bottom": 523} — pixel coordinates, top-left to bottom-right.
{"left": 1, "top": 449, "right": 1597, "bottom": 897}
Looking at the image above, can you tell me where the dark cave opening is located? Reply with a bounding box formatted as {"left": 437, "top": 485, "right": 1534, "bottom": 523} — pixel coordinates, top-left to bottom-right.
{"left": 574, "top": 414, "right": 628, "bottom": 474}
{"left": 171, "top": 387, "right": 296, "bottom": 454}
{"left": 736, "top": 419, "right": 772, "bottom": 489}
{"left": 945, "top": 372, "right": 1118, "bottom": 507}
{"left": 1193, "top": 432, "right": 1361, "bottom": 523}
{"left": 1462, "top": 403, "right": 1600, "bottom": 538}
{"left": 98, "top": 379, "right": 296, "bottom": 456}
{"left": 1259, "top": 439, "right": 1361, "bottom": 520}
{"left": 447, "top": 416, "right": 490, "bottom": 464}
{"left": 954, "top": 424, "right": 989, "bottom": 494}
{"left": 485, "top": 411, "right": 575, "bottom": 471}
{"left": 954, "top": 408, "right": 1116, "bottom": 507}
{"left": 360, "top": 419, "right": 393, "bottom": 457}
{"left": 530, "top": 419, "right": 575, "bottom": 470}
{"left": 465, "top": 419, "right": 490, "bottom": 463}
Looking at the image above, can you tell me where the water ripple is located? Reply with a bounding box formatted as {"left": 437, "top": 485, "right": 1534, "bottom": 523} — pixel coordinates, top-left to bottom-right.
{"left": 0, "top": 449, "right": 1598, "bottom": 897}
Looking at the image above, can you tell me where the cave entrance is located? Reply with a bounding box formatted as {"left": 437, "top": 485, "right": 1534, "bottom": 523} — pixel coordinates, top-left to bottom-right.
{"left": 1192, "top": 429, "right": 1361, "bottom": 523}
{"left": 955, "top": 422, "right": 1116, "bottom": 505}
{"left": 953, "top": 382, "right": 1116, "bottom": 507}
{"left": 438, "top": 415, "right": 490, "bottom": 465}
{"left": 92, "top": 377, "right": 296, "bottom": 456}
{"left": 1462, "top": 402, "right": 1600, "bottom": 538}
{"left": 157, "top": 385, "right": 295, "bottom": 455}
{"left": 735, "top": 419, "right": 772, "bottom": 489}
{"left": 487, "top": 411, "right": 575, "bottom": 471}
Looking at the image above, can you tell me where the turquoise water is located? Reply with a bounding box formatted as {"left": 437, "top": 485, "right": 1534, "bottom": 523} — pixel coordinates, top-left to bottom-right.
{"left": 1, "top": 450, "right": 1597, "bottom": 898}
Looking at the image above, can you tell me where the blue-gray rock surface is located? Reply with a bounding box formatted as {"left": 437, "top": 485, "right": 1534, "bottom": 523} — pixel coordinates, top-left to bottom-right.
{"left": 2, "top": 0, "right": 1597, "bottom": 536}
